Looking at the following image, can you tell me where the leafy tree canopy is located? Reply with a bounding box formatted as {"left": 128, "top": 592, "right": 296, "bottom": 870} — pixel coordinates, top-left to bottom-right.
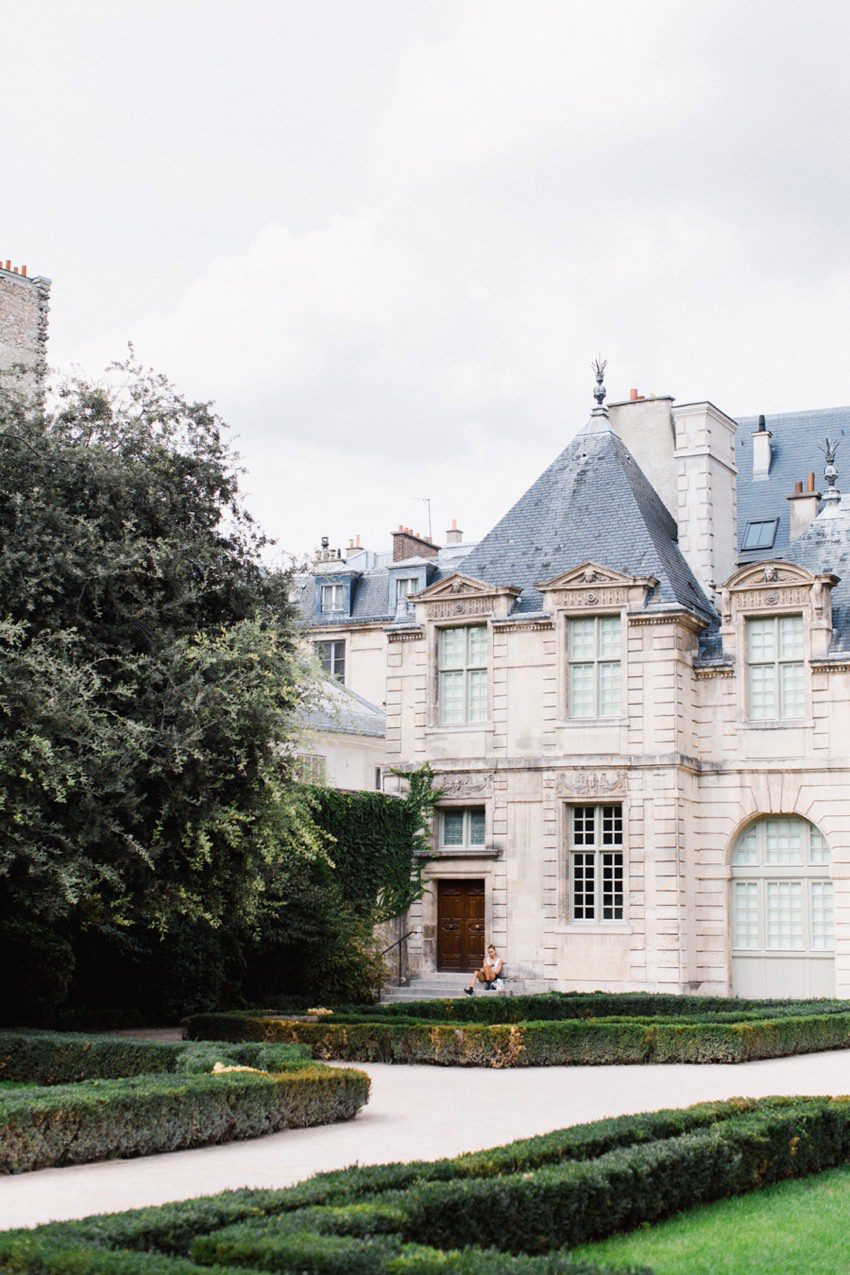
{"left": 0, "top": 357, "right": 317, "bottom": 931}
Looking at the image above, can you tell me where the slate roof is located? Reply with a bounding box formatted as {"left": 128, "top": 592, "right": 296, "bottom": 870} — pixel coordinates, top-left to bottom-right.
{"left": 299, "top": 679, "right": 386, "bottom": 737}
{"left": 784, "top": 495, "right": 850, "bottom": 655}
{"left": 735, "top": 406, "right": 850, "bottom": 562}
{"left": 458, "top": 414, "right": 715, "bottom": 620}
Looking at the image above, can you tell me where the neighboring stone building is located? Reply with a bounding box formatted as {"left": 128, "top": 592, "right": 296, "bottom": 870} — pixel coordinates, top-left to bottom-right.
{"left": 301, "top": 369, "right": 850, "bottom": 999}
{"left": 0, "top": 259, "right": 51, "bottom": 391}
{"left": 295, "top": 677, "right": 386, "bottom": 792}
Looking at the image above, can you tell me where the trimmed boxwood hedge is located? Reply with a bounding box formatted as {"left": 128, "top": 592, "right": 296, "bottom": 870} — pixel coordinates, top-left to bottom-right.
{"left": 0, "top": 1029, "right": 311, "bottom": 1085}
{"left": 184, "top": 1003, "right": 850, "bottom": 1066}
{"left": 0, "top": 1030, "right": 368, "bottom": 1173}
{"left": 7, "top": 1096, "right": 850, "bottom": 1272}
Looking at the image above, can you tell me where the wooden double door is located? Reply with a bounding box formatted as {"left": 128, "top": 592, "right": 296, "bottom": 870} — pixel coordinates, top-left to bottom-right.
{"left": 437, "top": 879, "right": 485, "bottom": 972}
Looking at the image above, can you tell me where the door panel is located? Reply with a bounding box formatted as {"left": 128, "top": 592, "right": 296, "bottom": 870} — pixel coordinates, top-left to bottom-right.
{"left": 437, "top": 880, "right": 485, "bottom": 972}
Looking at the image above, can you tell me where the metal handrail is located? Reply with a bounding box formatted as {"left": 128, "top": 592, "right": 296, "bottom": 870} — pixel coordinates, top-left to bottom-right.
{"left": 379, "top": 929, "right": 414, "bottom": 958}
{"left": 380, "top": 929, "right": 414, "bottom": 989}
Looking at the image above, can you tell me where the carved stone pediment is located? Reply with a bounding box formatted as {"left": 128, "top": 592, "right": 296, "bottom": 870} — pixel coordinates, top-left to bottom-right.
{"left": 721, "top": 561, "right": 838, "bottom": 625}
{"left": 556, "top": 769, "right": 627, "bottom": 797}
{"left": 416, "top": 573, "right": 521, "bottom": 621}
{"left": 536, "top": 562, "right": 657, "bottom": 612}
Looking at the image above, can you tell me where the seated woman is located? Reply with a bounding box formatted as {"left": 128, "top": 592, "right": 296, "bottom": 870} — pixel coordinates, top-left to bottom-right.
{"left": 464, "top": 944, "right": 504, "bottom": 995}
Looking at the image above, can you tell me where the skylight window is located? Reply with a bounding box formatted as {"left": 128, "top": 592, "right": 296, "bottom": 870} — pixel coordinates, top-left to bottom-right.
{"left": 742, "top": 518, "right": 779, "bottom": 551}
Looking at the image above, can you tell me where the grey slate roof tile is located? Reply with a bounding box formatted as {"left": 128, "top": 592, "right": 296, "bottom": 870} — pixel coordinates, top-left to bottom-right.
{"left": 735, "top": 406, "right": 850, "bottom": 561}
{"left": 458, "top": 416, "right": 715, "bottom": 620}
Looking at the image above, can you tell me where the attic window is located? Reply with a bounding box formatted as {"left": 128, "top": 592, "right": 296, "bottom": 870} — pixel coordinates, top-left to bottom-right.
{"left": 742, "top": 519, "right": 779, "bottom": 551}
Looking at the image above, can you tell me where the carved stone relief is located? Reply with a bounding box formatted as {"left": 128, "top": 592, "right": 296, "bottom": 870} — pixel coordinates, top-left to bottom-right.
{"left": 428, "top": 597, "right": 494, "bottom": 618}
{"left": 553, "top": 587, "right": 629, "bottom": 609}
{"left": 556, "top": 770, "right": 626, "bottom": 797}
{"left": 437, "top": 773, "right": 494, "bottom": 798}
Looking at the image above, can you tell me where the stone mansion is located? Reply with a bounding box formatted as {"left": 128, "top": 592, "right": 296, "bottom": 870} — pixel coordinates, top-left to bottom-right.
{"left": 303, "top": 369, "right": 850, "bottom": 1000}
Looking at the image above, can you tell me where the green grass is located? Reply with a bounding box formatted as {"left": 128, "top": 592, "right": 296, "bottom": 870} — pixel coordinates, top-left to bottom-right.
{"left": 0, "top": 1080, "right": 33, "bottom": 1090}
{"left": 571, "top": 1163, "right": 850, "bottom": 1274}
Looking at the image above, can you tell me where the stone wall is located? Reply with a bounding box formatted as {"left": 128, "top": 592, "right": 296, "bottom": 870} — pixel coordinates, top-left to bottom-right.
{"left": 0, "top": 266, "right": 51, "bottom": 391}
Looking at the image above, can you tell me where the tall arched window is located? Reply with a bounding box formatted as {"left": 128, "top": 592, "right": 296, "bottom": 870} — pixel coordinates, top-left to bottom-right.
{"left": 730, "top": 816, "right": 833, "bottom": 997}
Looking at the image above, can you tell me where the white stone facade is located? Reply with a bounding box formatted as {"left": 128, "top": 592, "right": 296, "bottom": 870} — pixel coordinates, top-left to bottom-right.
{"left": 305, "top": 390, "right": 850, "bottom": 998}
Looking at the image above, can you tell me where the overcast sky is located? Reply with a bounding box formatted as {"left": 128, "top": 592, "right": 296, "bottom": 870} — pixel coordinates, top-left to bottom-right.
{"left": 5, "top": 0, "right": 850, "bottom": 560}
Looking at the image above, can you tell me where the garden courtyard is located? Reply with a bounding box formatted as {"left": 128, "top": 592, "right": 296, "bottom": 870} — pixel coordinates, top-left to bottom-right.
{"left": 4, "top": 1041, "right": 850, "bottom": 1232}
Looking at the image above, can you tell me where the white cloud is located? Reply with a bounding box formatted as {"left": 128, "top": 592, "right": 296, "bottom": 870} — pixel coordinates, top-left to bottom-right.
{"left": 60, "top": 0, "right": 850, "bottom": 557}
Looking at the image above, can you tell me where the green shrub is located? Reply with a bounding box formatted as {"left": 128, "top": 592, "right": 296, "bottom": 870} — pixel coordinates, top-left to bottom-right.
{"left": 0, "top": 1065, "right": 369, "bottom": 1173}
{"left": 0, "top": 1030, "right": 310, "bottom": 1085}
{"left": 11, "top": 1096, "right": 850, "bottom": 1272}
{"left": 184, "top": 1006, "right": 850, "bottom": 1067}
{"left": 0, "top": 921, "right": 75, "bottom": 1026}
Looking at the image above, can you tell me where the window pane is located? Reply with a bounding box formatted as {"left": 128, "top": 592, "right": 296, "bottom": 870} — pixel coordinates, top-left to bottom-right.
{"left": 810, "top": 881, "right": 834, "bottom": 951}
{"left": 810, "top": 828, "right": 830, "bottom": 865}
{"left": 749, "top": 663, "right": 776, "bottom": 719}
{"left": 569, "top": 664, "right": 595, "bottom": 717}
{"left": 439, "top": 670, "right": 465, "bottom": 723}
{"left": 572, "top": 852, "right": 595, "bottom": 919}
{"left": 439, "top": 628, "right": 465, "bottom": 669}
{"left": 569, "top": 618, "right": 595, "bottom": 660}
{"left": 601, "top": 805, "right": 623, "bottom": 846}
{"left": 601, "top": 851, "right": 624, "bottom": 920}
{"left": 469, "top": 809, "right": 486, "bottom": 845}
{"left": 571, "top": 806, "right": 595, "bottom": 846}
{"left": 466, "top": 625, "right": 488, "bottom": 667}
{"left": 733, "top": 881, "right": 760, "bottom": 949}
{"left": 779, "top": 662, "right": 805, "bottom": 719}
{"left": 764, "top": 818, "right": 803, "bottom": 864}
{"left": 467, "top": 669, "right": 488, "bottom": 722}
{"left": 442, "top": 811, "right": 464, "bottom": 846}
{"left": 748, "top": 618, "right": 775, "bottom": 661}
{"left": 396, "top": 577, "right": 417, "bottom": 601}
{"left": 766, "top": 881, "right": 804, "bottom": 949}
{"left": 598, "top": 617, "right": 621, "bottom": 659}
{"left": 732, "top": 825, "right": 758, "bottom": 865}
{"left": 598, "top": 661, "right": 621, "bottom": 716}
{"left": 779, "top": 615, "right": 804, "bottom": 660}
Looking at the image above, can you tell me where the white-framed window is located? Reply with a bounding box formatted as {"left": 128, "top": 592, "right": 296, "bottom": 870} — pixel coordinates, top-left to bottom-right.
{"left": 294, "top": 753, "right": 327, "bottom": 784}
{"left": 567, "top": 616, "right": 622, "bottom": 718}
{"left": 440, "top": 806, "right": 486, "bottom": 849}
{"left": 746, "top": 615, "right": 805, "bottom": 720}
{"left": 438, "top": 625, "right": 488, "bottom": 724}
{"left": 315, "top": 638, "right": 345, "bottom": 682}
{"left": 320, "top": 583, "right": 345, "bottom": 612}
{"left": 395, "top": 576, "right": 418, "bottom": 603}
{"left": 731, "top": 817, "right": 832, "bottom": 954}
{"left": 568, "top": 804, "right": 624, "bottom": 921}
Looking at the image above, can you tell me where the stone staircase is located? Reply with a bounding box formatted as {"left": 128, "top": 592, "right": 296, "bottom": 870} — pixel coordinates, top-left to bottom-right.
{"left": 380, "top": 972, "right": 473, "bottom": 1003}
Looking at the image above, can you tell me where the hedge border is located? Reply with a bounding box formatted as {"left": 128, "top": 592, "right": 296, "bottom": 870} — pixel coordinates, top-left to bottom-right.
{"left": 0, "top": 1030, "right": 369, "bottom": 1173}
{"left": 4, "top": 1096, "right": 849, "bottom": 1273}
{"left": 184, "top": 1007, "right": 850, "bottom": 1066}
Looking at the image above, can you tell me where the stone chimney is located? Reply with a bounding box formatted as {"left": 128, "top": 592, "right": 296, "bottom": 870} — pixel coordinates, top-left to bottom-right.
{"left": 392, "top": 526, "right": 439, "bottom": 562}
{"left": 445, "top": 518, "right": 463, "bottom": 545}
{"left": 787, "top": 472, "right": 820, "bottom": 540}
{"left": 0, "top": 262, "right": 51, "bottom": 391}
{"left": 608, "top": 392, "right": 677, "bottom": 517}
{"left": 608, "top": 385, "right": 738, "bottom": 606}
{"left": 751, "top": 415, "right": 773, "bottom": 480}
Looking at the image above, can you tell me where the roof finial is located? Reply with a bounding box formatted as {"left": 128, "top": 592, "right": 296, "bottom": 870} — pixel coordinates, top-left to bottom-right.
{"left": 821, "top": 436, "right": 841, "bottom": 505}
{"left": 591, "top": 356, "right": 608, "bottom": 416}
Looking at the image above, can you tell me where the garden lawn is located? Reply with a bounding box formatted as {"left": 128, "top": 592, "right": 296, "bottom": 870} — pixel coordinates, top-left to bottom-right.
{"left": 571, "top": 1163, "right": 850, "bottom": 1274}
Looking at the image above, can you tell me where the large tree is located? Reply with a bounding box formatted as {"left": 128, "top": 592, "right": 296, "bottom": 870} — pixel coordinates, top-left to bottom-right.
{"left": 0, "top": 358, "right": 315, "bottom": 932}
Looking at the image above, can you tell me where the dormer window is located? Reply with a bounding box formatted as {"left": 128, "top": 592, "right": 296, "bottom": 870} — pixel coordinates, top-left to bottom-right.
{"left": 742, "top": 519, "right": 779, "bottom": 551}
{"left": 320, "top": 583, "right": 345, "bottom": 612}
{"left": 396, "top": 576, "right": 418, "bottom": 603}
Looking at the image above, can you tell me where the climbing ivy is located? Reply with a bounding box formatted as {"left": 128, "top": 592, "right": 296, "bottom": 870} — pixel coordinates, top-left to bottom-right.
{"left": 308, "top": 766, "right": 440, "bottom": 922}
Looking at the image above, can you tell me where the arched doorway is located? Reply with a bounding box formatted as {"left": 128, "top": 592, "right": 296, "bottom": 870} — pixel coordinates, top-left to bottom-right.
{"left": 730, "top": 816, "right": 834, "bottom": 998}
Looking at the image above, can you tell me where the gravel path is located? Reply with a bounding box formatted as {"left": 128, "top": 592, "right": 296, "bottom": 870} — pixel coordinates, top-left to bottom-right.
{"left": 3, "top": 1049, "right": 850, "bottom": 1230}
